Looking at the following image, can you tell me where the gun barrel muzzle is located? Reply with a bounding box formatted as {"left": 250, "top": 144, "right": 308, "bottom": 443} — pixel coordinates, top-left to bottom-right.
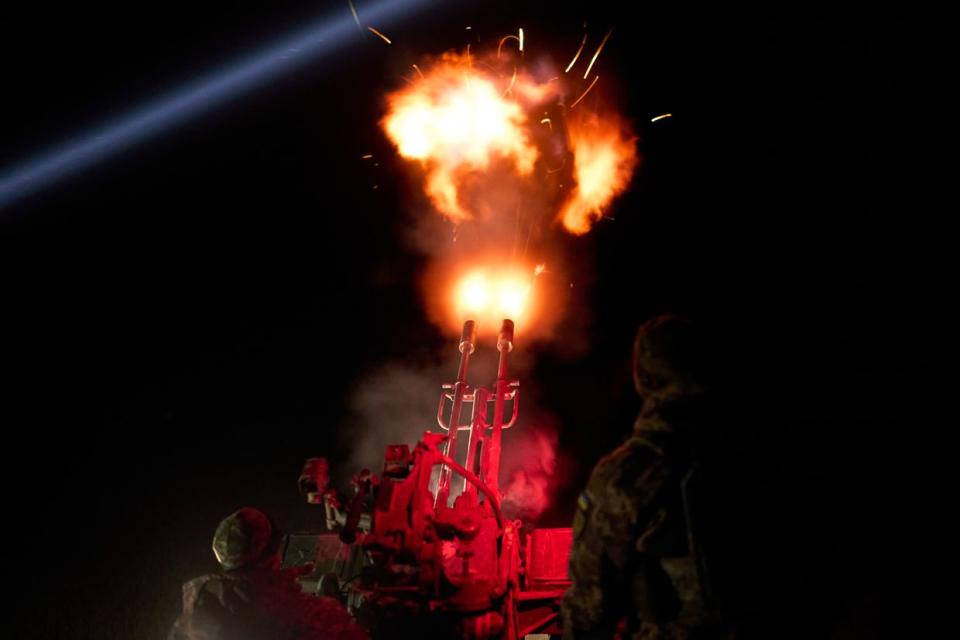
{"left": 497, "top": 319, "right": 514, "bottom": 353}
{"left": 459, "top": 320, "right": 477, "bottom": 355}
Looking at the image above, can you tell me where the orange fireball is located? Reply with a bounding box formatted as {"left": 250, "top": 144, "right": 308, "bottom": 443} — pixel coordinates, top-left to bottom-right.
{"left": 382, "top": 54, "right": 545, "bottom": 222}
{"left": 559, "top": 114, "right": 638, "bottom": 235}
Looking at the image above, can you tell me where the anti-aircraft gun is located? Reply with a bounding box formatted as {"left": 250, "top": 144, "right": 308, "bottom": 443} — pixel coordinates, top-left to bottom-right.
{"left": 283, "top": 320, "right": 572, "bottom": 639}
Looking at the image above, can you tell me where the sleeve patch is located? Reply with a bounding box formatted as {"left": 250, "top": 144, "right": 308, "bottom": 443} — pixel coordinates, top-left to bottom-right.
{"left": 577, "top": 491, "right": 592, "bottom": 512}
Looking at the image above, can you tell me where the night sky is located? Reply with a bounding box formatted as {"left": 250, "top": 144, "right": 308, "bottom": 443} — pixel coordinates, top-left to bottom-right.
{"left": 2, "top": 1, "right": 950, "bottom": 638}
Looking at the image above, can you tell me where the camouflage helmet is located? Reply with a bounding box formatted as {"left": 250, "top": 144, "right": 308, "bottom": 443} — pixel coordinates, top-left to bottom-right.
{"left": 633, "top": 314, "right": 705, "bottom": 399}
{"left": 212, "top": 507, "right": 282, "bottom": 570}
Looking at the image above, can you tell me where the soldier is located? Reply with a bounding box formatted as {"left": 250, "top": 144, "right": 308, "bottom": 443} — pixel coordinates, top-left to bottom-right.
{"left": 562, "top": 315, "right": 726, "bottom": 639}
{"left": 169, "top": 506, "right": 367, "bottom": 640}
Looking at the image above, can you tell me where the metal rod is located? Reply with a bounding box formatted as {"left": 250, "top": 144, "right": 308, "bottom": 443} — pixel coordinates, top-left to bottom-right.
{"left": 436, "top": 320, "right": 476, "bottom": 507}
{"left": 486, "top": 319, "right": 514, "bottom": 494}
{"left": 462, "top": 387, "right": 489, "bottom": 495}
{"left": 436, "top": 454, "right": 504, "bottom": 532}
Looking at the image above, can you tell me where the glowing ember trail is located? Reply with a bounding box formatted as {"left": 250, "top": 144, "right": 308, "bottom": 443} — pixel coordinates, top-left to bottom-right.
{"left": 570, "top": 75, "right": 600, "bottom": 108}
{"left": 560, "top": 115, "right": 639, "bottom": 235}
{"left": 583, "top": 29, "right": 613, "bottom": 80}
{"left": 367, "top": 26, "right": 392, "bottom": 44}
{"left": 347, "top": 0, "right": 362, "bottom": 32}
{"left": 565, "top": 34, "right": 588, "bottom": 73}
{"left": 497, "top": 34, "right": 522, "bottom": 59}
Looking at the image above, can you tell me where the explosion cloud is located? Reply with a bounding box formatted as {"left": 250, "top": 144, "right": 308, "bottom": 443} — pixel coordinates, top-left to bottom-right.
{"left": 381, "top": 36, "right": 639, "bottom": 337}
{"left": 559, "top": 113, "right": 638, "bottom": 235}
{"left": 382, "top": 52, "right": 549, "bottom": 222}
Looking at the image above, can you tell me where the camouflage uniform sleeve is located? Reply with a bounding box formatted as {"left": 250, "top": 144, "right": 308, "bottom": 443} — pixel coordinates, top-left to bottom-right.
{"left": 168, "top": 576, "right": 229, "bottom": 640}
{"left": 562, "top": 442, "right": 672, "bottom": 639}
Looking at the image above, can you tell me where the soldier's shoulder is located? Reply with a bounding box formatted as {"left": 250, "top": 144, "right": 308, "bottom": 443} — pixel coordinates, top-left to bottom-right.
{"left": 182, "top": 573, "right": 224, "bottom": 593}
{"left": 588, "top": 436, "right": 671, "bottom": 494}
{"left": 181, "top": 572, "right": 249, "bottom": 606}
{"left": 594, "top": 435, "right": 665, "bottom": 470}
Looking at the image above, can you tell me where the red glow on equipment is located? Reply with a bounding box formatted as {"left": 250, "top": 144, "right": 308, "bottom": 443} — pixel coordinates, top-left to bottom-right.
{"left": 501, "top": 428, "right": 558, "bottom": 521}
{"left": 298, "top": 320, "right": 571, "bottom": 639}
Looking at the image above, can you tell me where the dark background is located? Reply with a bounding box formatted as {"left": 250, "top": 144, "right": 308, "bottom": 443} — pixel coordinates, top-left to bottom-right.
{"left": 1, "top": 1, "right": 950, "bottom": 638}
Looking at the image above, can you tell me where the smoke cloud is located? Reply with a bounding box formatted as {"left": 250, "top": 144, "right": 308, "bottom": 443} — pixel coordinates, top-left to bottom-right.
{"left": 343, "top": 354, "right": 458, "bottom": 480}
{"left": 342, "top": 344, "right": 576, "bottom": 524}
{"left": 500, "top": 422, "right": 559, "bottom": 522}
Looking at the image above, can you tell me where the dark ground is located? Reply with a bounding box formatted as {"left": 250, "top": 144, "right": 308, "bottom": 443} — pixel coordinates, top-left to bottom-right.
{"left": 1, "top": 1, "right": 952, "bottom": 638}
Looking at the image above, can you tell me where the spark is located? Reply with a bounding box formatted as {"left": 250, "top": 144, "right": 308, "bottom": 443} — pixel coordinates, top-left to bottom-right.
{"left": 534, "top": 263, "right": 546, "bottom": 276}
{"left": 412, "top": 64, "right": 424, "bottom": 79}
{"left": 651, "top": 113, "right": 673, "bottom": 122}
{"left": 368, "top": 26, "right": 392, "bottom": 44}
{"left": 565, "top": 34, "right": 588, "bottom": 73}
{"left": 519, "top": 28, "right": 525, "bottom": 52}
{"left": 347, "top": 0, "right": 363, "bottom": 31}
{"left": 583, "top": 29, "right": 613, "bottom": 80}
{"left": 504, "top": 67, "right": 518, "bottom": 96}
{"left": 570, "top": 75, "right": 600, "bottom": 108}
{"left": 540, "top": 117, "right": 552, "bottom": 129}
{"left": 361, "top": 154, "right": 373, "bottom": 159}
{"left": 546, "top": 156, "right": 566, "bottom": 173}
{"left": 497, "top": 34, "right": 521, "bottom": 59}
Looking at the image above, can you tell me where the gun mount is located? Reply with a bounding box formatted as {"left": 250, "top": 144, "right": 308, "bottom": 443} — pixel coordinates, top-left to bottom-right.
{"left": 284, "top": 320, "right": 571, "bottom": 639}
